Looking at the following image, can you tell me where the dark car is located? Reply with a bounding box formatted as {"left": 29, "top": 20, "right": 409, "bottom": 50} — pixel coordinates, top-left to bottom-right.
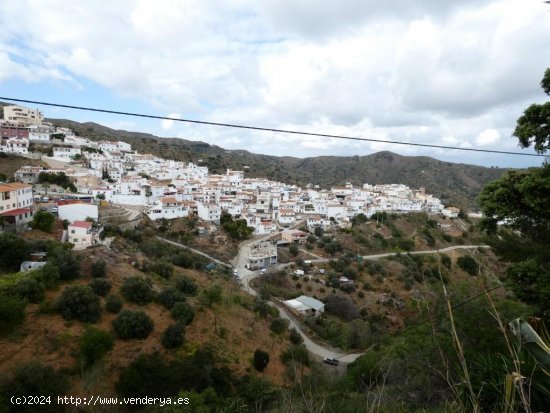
{"left": 323, "top": 357, "right": 339, "bottom": 366}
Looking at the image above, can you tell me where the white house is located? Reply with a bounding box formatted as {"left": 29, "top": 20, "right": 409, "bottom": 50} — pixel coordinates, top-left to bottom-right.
{"left": 58, "top": 201, "right": 99, "bottom": 222}
{"left": 283, "top": 295, "right": 325, "bottom": 317}
{"left": 196, "top": 201, "right": 221, "bottom": 223}
{"left": 67, "top": 221, "right": 102, "bottom": 249}
{"left": 53, "top": 146, "right": 81, "bottom": 161}
{"left": 145, "top": 197, "right": 189, "bottom": 221}
{"left": 28, "top": 124, "right": 51, "bottom": 141}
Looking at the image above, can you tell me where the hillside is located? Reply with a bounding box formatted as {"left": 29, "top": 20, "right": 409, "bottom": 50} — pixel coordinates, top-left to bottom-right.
{"left": 46, "top": 118, "right": 506, "bottom": 209}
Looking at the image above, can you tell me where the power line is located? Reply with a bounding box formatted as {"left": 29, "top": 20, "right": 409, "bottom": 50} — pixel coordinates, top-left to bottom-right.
{"left": 0, "top": 96, "right": 545, "bottom": 158}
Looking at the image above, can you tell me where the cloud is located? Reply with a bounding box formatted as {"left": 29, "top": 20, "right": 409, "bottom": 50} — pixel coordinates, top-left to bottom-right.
{"left": 161, "top": 113, "right": 182, "bottom": 131}
{"left": 475, "top": 129, "right": 501, "bottom": 146}
{"left": 0, "top": 0, "right": 547, "bottom": 168}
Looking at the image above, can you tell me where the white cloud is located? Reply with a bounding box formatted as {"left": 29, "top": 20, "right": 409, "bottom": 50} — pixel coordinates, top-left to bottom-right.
{"left": 161, "top": 113, "right": 182, "bottom": 131}
{"left": 0, "top": 0, "right": 548, "bottom": 167}
{"left": 475, "top": 129, "right": 501, "bottom": 146}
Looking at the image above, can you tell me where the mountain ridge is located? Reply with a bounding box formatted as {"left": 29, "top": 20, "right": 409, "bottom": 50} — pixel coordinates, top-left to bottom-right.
{"left": 41, "top": 118, "right": 507, "bottom": 208}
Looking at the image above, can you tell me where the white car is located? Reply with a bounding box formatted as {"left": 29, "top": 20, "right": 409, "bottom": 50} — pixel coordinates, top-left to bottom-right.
{"left": 233, "top": 269, "right": 238, "bottom": 277}
{"left": 259, "top": 268, "right": 267, "bottom": 274}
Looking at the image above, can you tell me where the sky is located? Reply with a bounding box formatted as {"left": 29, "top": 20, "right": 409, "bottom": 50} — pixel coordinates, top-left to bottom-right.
{"left": 1, "top": 0, "right": 549, "bottom": 168}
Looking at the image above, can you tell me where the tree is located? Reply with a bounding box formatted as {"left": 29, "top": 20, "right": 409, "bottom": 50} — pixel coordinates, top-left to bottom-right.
{"left": 253, "top": 349, "right": 270, "bottom": 372}
{"left": 112, "top": 310, "right": 154, "bottom": 339}
{"left": 120, "top": 276, "right": 154, "bottom": 305}
{"left": 0, "top": 232, "right": 29, "bottom": 273}
{"left": 90, "top": 259, "right": 106, "bottom": 278}
{"left": 325, "top": 295, "right": 360, "bottom": 321}
{"left": 157, "top": 287, "right": 186, "bottom": 310}
{"left": 105, "top": 294, "right": 123, "bottom": 314}
{"left": 457, "top": 255, "right": 479, "bottom": 276}
{"left": 14, "top": 277, "right": 45, "bottom": 303}
{"left": 1, "top": 362, "right": 69, "bottom": 413}
{"left": 89, "top": 278, "right": 111, "bottom": 297}
{"left": 479, "top": 68, "right": 550, "bottom": 321}
{"left": 48, "top": 247, "right": 80, "bottom": 280}
{"left": 174, "top": 275, "right": 198, "bottom": 295}
{"left": 289, "top": 327, "right": 303, "bottom": 345}
{"left": 0, "top": 293, "right": 26, "bottom": 335}
{"left": 31, "top": 211, "right": 55, "bottom": 232}
{"left": 149, "top": 260, "right": 174, "bottom": 279}
{"left": 171, "top": 301, "right": 195, "bottom": 325}
{"left": 57, "top": 285, "right": 101, "bottom": 323}
{"left": 161, "top": 323, "right": 185, "bottom": 349}
{"left": 199, "top": 285, "right": 222, "bottom": 308}
{"left": 80, "top": 327, "right": 114, "bottom": 366}
{"left": 289, "top": 243, "right": 299, "bottom": 256}
{"left": 270, "top": 318, "right": 289, "bottom": 335}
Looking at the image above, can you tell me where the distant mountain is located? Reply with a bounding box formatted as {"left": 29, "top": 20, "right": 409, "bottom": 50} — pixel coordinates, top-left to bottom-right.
{"left": 45, "top": 118, "right": 506, "bottom": 209}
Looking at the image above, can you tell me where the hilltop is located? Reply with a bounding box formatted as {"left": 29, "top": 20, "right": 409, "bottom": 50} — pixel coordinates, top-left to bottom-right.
{"left": 46, "top": 118, "right": 506, "bottom": 209}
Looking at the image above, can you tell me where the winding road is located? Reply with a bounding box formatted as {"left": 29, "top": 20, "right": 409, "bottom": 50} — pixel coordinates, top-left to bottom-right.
{"left": 157, "top": 236, "right": 489, "bottom": 364}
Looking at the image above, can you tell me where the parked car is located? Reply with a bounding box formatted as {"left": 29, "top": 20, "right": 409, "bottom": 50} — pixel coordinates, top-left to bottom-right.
{"left": 41, "top": 196, "right": 49, "bottom": 203}
{"left": 259, "top": 268, "right": 267, "bottom": 274}
{"left": 51, "top": 207, "right": 58, "bottom": 214}
{"left": 323, "top": 357, "right": 339, "bottom": 366}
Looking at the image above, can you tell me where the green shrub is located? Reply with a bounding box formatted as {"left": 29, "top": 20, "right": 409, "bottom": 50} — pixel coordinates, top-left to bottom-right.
{"left": 121, "top": 276, "right": 154, "bottom": 305}
{"left": 174, "top": 275, "right": 198, "bottom": 295}
{"left": 112, "top": 310, "right": 154, "bottom": 339}
{"left": 171, "top": 302, "right": 195, "bottom": 325}
{"left": 35, "top": 262, "right": 60, "bottom": 289}
{"left": 149, "top": 260, "right": 174, "bottom": 279}
{"left": 270, "top": 318, "right": 289, "bottom": 335}
{"left": 0, "top": 294, "right": 26, "bottom": 335}
{"left": 48, "top": 247, "right": 80, "bottom": 280}
{"left": 31, "top": 211, "right": 55, "bottom": 233}
{"left": 89, "top": 278, "right": 111, "bottom": 297}
{"left": 57, "top": 285, "right": 101, "bottom": 323}
{"left": 161, "top": 323, "right": 185, "bottom": 349}
{"left": 1, "top": 362, "right": 69, "bottom": 412}
{"left": 157, "top": 287, "right": 186, "bottom": 310}
{"left": 281, "top": 344, "right": 310, "bottom": 367}
{"left": 90, "top": 259, "right": 107, "bottom": 278}
{"left": 80, "top": 327, "right": 114, "bottom": 366}
{"left": 289, "top": 328, "right": 303, "bottom": 345}
{"left": 440, "top": 254, "right": 452, "bottom": 269}
{"left": 14, "top": 278, "right": 45, "bottom": 303}
{"left": 457, "top": 255, "right": 479, "bottom": 276}
{"left": 105, "top": 294, "right": 123, "bottom": 314}
{"left": 253, "top": 349, "right": 270, "bottom": 372}
{"left": 0, "top": 233, "right": 30, "bottom": 273}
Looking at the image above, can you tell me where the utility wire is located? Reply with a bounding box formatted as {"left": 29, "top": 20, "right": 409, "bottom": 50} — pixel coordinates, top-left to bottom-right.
{"left": 0, "top": 96, "right": 545, "bottom": 158}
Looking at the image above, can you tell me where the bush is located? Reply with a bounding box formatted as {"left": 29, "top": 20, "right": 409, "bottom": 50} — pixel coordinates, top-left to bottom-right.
{"left": 174, "top": 275, "right": 198, "bottom": 295}
{"left": 57, "top": 285, "right": 101, "bottom": 323}
{"left": 48, "top": 247, "right": 80, "bottom": 280}
{"left": 457, "top": 255, "right": 479, "bottom": 276}
{"left": 289, "top": 328, "right": 303, "bottom": 345}
{"left": 440, "top": 254, "right": 452, "bottom": 269}
{"left": 80, "top": 327, "right": 114, "bottom": 366}
{"left": 0, "top": 294, "right": 26, "bottom": 335}
{"left": 150, "top": 260, "right": 174, "bottom": 279}
{"left": 325, "top": 295, "right": 360, "bottom": 321}
{"left": 1, "top": 362, "right": 69, "bottom": 412}
{"left": 31, "top": 211, "right": 55, "bottom": 233}
{"left": 90, "top": 260, "right": 107, "bottom": 278}
{"left": 112, "top": 310, "right": 154, "bottom": 339}
{"left": 105, "top": 294, "right": 124, "bottom": 314}
{"left": 253, "top": 349, "right": 270, "bottom": 372}
{"left": 281, "top": 344, "right": 310, "bottom": 367}
{"left": 35, "top": 262, "right": 60, "bottom": 289}
{"left": 270, "top": 318, "right": 289, "bottom": 334}
{"left": 89, "top": 278, "right": 111, "bottom": 297}
{"left": 171, "top": 301, "right": 195, "bottom": 325}
{"left": 0, "top": 233, "right": 29, "bottom": 272}
{"left": 157, "top": 287, "right": 186, "bottom": 310}
{"left": 161, "top": 323, "right": 185, "bottom": 349}
{"left": 14, "top": 277, "right": 45, "bottom": 303}
{"left": 121, "top": 276, "right": 154, "bottom": 305}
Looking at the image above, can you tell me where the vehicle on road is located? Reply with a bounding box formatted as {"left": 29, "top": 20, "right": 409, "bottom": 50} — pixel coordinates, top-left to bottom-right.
{"left": 233, "top": 269, "right": 238, "bottom": 277}
{"left": 323, "top": 357, "right": 339, "bottom": 366}
{"left": 40, "top": 206, "right": 47, "bottom": 211}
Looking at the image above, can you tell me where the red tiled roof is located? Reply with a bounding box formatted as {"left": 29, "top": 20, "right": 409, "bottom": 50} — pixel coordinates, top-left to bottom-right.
{"left": 70, "top": 221, "right": 92, "bottom": 229}
{"left": 0, "top": 207, "right": 33, "bottom": 216}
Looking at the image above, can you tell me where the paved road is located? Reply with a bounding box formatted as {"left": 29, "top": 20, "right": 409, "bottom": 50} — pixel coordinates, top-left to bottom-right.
{"left": 304, "top": 245, "right": 491, "bottom": 264}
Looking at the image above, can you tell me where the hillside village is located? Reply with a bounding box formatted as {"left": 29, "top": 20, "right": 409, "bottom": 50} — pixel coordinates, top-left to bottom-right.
{"left": 1, "top": 105, "right": 459, "bottom": 246}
